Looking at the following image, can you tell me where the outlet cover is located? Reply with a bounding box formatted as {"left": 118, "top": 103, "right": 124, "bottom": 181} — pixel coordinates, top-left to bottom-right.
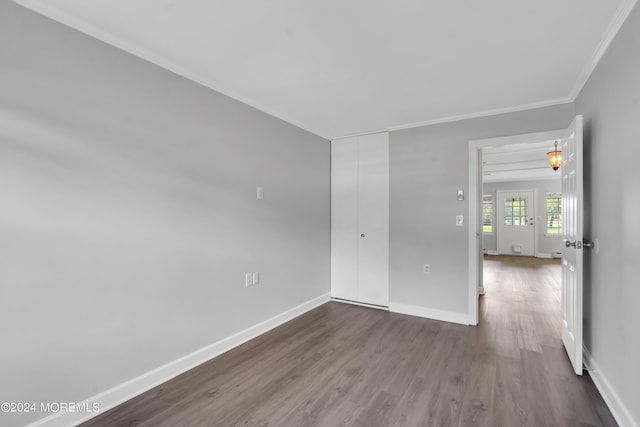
{"left": 423, "top": 264, "right": 430, "bottom": 274}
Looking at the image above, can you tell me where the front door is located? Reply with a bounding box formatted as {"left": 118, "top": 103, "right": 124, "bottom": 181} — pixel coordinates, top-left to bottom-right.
{"left": 497, "top": 190, "right": 535, "bottom": 256}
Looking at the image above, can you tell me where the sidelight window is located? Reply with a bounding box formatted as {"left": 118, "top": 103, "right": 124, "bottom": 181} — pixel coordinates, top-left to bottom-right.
{"left": 483, "top": 195, "right": 493, "bottom": 233}
{"left": 546, "top": 195, "right": 562, "bottom": 235}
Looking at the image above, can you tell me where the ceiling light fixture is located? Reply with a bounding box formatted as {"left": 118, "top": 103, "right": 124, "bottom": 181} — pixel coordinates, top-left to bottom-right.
{"left": 547, "top": 141, "right": 562, "bottom": 171}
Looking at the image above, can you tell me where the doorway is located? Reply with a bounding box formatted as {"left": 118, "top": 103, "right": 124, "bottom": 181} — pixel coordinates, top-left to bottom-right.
{"left": 467, "top": 127, "right": 567, "bottom": 325}
{"left": 468, "top": 116, "right": 585, "bottom": 376}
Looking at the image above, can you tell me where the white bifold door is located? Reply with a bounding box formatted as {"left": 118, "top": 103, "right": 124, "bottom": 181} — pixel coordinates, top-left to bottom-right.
{"left": 331, "top": 132, "right": 389, "bottom": 307}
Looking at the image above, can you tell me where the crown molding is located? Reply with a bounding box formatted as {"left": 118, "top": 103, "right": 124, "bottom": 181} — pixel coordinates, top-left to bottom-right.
{"left": 569, "top": 0, "right": 638, "bottom": 99}
{"left": 385, "top": 97, "right": 573, "bottom": 134}
{"left": 331, "top": 129, "right": 388, "bottom": 141}
{"left": 12, "top": 0, "right": 332, "bottom": 141}
{"left": 13, "top": 0, "right": 637, "bottom": 141}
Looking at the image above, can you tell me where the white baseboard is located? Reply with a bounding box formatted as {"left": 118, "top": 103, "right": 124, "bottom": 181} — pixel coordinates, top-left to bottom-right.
{"left": 583, "top": 346, "right": 638, "bottom": 427}
{"left": 27, "top": 293, "right": 331, "bottom": 427}
{"left": 536, "top": 252, "right": 563, "bottom": 259}
{"left": 389, "top": 302, "right": 469, "bottom": 325}
{"left": 331, "top": 297, "right": 388, "bottom": 311}
{"left": 484, "top": 250, "right": 499, "bottom": 255}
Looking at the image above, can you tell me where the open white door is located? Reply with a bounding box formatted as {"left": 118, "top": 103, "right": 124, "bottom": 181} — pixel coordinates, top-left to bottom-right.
{"left": 561, "top": 115, "right": 584, "bottom": 376}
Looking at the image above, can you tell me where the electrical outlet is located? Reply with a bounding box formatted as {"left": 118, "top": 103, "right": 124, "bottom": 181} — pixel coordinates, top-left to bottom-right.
{"left": 456, "top": 215, "right": 464, "bottom": 226}
{"left": 423, "top": 264, "right": 430, "bottom": 274}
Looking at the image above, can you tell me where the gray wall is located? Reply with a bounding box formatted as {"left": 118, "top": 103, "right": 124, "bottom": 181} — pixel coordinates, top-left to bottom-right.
{"left": 389, "top": 104, "right": 574, "bottom": 315}
{"left": 482, "top": 179, "right": 563, "bottom": 256}
{"left": 0, "top": 3, "right": 329, "bottom": 426}
{"left": 575, "top": 3, "right": 640, "bottom": 424}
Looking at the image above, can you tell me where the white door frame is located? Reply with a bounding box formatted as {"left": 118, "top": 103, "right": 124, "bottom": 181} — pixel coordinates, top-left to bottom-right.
{"left": 467, "top": 128, "right": 566, "bottom": 325}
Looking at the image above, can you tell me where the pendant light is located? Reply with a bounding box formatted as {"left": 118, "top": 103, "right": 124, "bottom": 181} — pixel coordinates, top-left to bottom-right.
{"left": 547, "top": 141, "right": 562, "bottom": 171}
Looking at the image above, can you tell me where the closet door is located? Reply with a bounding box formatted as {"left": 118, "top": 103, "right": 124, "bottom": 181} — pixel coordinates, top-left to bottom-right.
{"left": 330, "top": 137, "right": 359, "bottom": 301}
{"left": 330, "top": 133, "right": 389, "bottom": 307}
{"left": 357, "top": 133, "right": 389, "bottom": 306}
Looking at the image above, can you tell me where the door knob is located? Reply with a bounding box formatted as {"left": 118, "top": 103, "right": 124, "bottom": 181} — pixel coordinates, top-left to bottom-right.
{"left": 360, "top": 233, "right": 366, "bottom": 238}
{"left": 565, "top": 240, "right": 576, "bottom": 248}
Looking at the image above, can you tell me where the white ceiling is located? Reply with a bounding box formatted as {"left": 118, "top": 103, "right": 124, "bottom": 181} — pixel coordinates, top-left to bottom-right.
{"left": 482, "top": 140, "right": 561, "bottom": 183}
{"left": 13, "top": 0, "right": 636, "bottom": 140}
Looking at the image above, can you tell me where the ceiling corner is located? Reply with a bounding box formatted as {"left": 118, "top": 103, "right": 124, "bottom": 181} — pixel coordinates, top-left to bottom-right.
{"left": 568, "top": 0, "right": 638, "bottom": 100}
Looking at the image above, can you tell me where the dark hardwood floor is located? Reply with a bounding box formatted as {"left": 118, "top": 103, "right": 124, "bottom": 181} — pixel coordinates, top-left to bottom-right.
{"left": 82, "top": 255, "right": 616, "bottom": 426}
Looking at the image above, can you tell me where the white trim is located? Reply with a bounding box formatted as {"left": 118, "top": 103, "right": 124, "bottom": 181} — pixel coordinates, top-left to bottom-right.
{"left": 484, "top": 250, "right": 499, "bottom": 256}
{"left": 389, "top": 302, "right": 470, "bottom": 326}
{"left": 12, "top": 0, "right": 331, "bottom": 141}
{"left": 26, "top": 293, "right": 331, "bottom": 427}
{"left": 583, "top": 346, "right": 638, "bottom": 427}
{"left": 331, "top": 129, "right": 388, "bottom": 141}
{"left": 535, "top": 252, "right": 556, "bottom": 259}
{"left": 468, "top": 143, "right": 480, "bottom": 326}
{"left": 470, "top": 129, "right": 569, "bottom": 148}
{"left": 569, "top": 0, "right": 638, "bottom": 99}
{"left": 387, "top": 98, "right": 572, "bottom": 133}
{"left": 331, "top": 297, "right": 389, "bottom": 311}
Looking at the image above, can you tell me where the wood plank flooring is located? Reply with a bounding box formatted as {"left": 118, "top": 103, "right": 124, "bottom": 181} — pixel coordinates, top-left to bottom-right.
{"left": 81, "top": 255, "right": 616, "bottom": 426}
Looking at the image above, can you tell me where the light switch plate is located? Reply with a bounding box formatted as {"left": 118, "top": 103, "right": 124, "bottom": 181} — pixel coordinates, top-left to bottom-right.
{"left": 457, "top": 190, "right": 464, "bottom": 201}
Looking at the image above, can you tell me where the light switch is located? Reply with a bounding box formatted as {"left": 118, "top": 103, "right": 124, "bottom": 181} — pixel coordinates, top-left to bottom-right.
{"left": 456, "top": 215, "right": 464, "bottom": 226}
{"left": 257, "top": 186, "right": 264, "bottom": 199}
{"left": 252, "top": 272, "right": 260, "bottom": 285}
{"left": 457, "top": 190, "right": 464, "bottom": 201}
